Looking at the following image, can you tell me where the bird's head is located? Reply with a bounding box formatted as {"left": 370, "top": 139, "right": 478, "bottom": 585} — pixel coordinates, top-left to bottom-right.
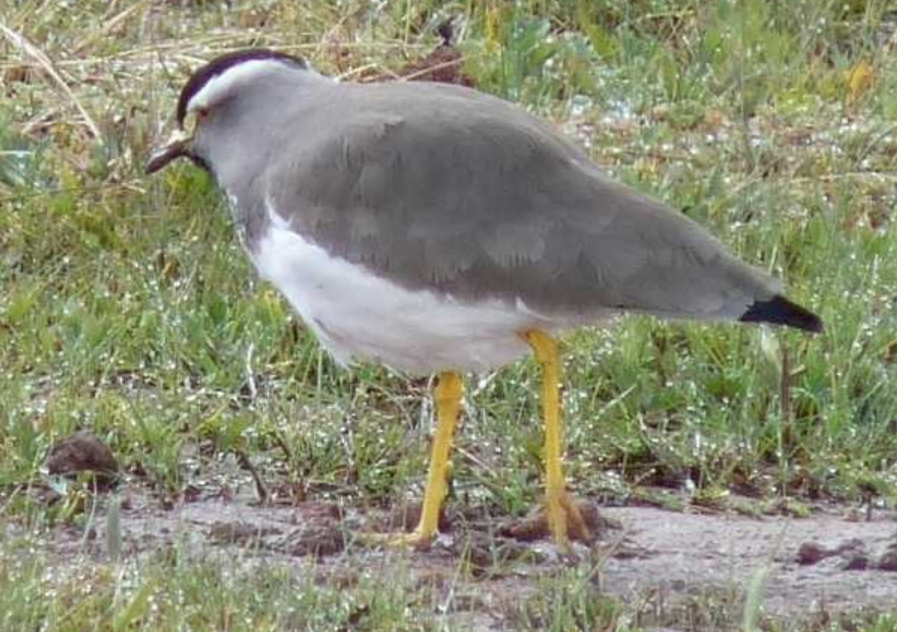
{"left": 146, "top": 49, "right": 315, "bottom": 176}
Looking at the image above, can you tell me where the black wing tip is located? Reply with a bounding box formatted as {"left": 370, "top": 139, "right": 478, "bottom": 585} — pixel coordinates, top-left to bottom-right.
{"left": 740, "top": 295, "right": 823, "bottom": 333}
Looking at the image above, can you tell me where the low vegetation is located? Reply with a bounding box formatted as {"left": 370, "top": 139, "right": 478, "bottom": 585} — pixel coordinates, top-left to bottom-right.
{"left": 2, "top": 0, "right": 897, "bottom": 629}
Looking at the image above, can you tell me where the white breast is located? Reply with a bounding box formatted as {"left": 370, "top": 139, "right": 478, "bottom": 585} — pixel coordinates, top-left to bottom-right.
{"left": 249, "top": 205, "right": 575, "bottom": 376}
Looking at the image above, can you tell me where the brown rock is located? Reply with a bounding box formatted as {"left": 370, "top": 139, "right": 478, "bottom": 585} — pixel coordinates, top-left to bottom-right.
{"left": 842, "top": 552, "right": 870, "bottom": 571}
{"left": 796, "top": 541, "right": 831, "bottom": 565}
{"left": 46, "top": 430, "right": 118, "bottom": 486}
{"left": 366, "top": 18, "right": 475, "bottom": 87}
{"left": 206, "top": 521, "right": 281, "bottom": 545}
{"left": 279, "top": 523, "right": 345, "bottom": 557}
{"left": 396, "top": 45, "right": 474, "bottom": 87}
{"left": 498, "top": 500, "right": 609, "bottom": 544}
{"left": 877, "top": 548, "right": 897, "bottom": 572}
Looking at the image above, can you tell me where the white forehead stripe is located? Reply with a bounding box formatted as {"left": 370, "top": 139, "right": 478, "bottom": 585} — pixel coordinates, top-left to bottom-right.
{"left": 186, "top": 59, "right": 288, "bottom": 114}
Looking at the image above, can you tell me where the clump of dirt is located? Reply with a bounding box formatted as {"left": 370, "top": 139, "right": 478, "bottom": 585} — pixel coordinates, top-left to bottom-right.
{"left": 878, "top": 544, "right": 897, "bottom": 571}
{"left": 497, "top": 500, "right": 619, "bottom": 544}
{"left": 46, "top": 430, "right": 118, "bottom": 487}
{"left": 206, "top": 521, "right": 283, "bottom": 545}
{"left": 361, "top": 18, "right": 475, "bottom": 87}
{"left": 798, "top": 535, "right": 897, "bottom": 572}
{"left": 275, "top": 502, "right": 346, "bottom": 556}
{"left": 274, "top": 522, "right": 346, "bottom": 557}
{"left": 394, "top": 19, "right": 474, "bottom": 87}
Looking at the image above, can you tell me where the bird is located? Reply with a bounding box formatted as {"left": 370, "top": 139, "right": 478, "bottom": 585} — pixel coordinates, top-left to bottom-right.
{"left": 146, "top": 48, "right": 822, "bottom": 552}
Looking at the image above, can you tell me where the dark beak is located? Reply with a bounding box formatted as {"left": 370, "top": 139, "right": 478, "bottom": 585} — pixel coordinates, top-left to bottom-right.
{"left": 146, "top": 129, "right": 193, "bottom": 174}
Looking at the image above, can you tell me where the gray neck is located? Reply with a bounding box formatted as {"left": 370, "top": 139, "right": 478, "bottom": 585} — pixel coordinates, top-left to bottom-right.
{"left": 209, "top": 67, "right": 333, "bottom": 189}
{"left": 200, "top": 67, "right": 335, "bottom": 245}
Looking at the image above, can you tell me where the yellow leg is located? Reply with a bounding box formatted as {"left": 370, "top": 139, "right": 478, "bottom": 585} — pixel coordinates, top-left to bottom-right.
{"left": 413, "top": 371, "right": 463, "bottom": 542}
{"left": 366, "top": 371, "right": 462, "bottom": 548}
{"left": 523, "top": 329, "right": 590, "bottom": 551}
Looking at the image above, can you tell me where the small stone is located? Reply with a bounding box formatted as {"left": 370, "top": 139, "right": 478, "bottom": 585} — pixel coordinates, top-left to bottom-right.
{"left": 669, "top": 579, "right": 687, "bottom": 591}
{"left": 181, "top": 484, "right": 201, "bottom": 503}
{"left": 498, "top": 501, "right": 605, "bottom": 544}
{"left": 279, "top": 523, "right": 345, "bottom": 557}
{"left": 842, "top": 553, "right": 869, "bottom": 571}
{"left": 498, "top": 510, "right": 549, "bottom": 542}
{"left": 876, "top": 549, "right": 897, "bottom": 572}
{"left": 796, "top": 542, "right": 830, "bottom": 565}
{"left": 46, "top": 430, "right": 118, "bottom": 487}
{"left": 207, "top": 521, "right": 281, "bottom": 545}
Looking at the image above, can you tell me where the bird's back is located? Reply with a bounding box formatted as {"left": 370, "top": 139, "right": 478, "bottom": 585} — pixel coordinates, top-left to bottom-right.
{"left": 262, "top": 80, "right": 786, "bottom": 323}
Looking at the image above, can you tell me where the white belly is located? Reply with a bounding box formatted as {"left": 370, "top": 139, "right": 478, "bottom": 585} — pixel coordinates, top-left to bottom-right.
{"left": 250, "top": 210, "right": 576, "bottom": 375}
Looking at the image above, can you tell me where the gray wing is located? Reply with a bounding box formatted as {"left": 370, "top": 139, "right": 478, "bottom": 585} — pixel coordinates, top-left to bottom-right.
{"left": 264, "top": 81, "right": 780, "bottom": 319}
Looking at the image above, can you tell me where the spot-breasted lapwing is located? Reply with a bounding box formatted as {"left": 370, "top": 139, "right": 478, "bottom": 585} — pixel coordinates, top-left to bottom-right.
{"left": 147, "top": 49, "right": 822, "bottom": 552}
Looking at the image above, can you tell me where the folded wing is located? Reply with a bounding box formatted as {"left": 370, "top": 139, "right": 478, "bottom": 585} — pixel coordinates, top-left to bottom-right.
{"left": 264, "top": 82, "right": 782, "bottom": 322}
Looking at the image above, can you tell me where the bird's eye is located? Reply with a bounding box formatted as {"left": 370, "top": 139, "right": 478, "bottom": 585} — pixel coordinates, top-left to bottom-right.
{"left": 196, "top": 108, "right": 210, "bottom": 123}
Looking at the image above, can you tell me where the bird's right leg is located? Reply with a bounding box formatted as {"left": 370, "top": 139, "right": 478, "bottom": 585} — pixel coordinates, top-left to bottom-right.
{"left": 522, "top": 329, "right": 591, "bottom": 553}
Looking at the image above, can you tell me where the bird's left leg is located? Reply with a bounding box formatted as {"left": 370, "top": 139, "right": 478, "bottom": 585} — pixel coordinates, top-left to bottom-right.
{"left": 408, "top": 371, "right": 463, "bottom": 544}
{"left": 522, "top": 329, "right": 591, "bottom": 552}
{"left": 363, "top": 371, "right": 462, "bottom": 548}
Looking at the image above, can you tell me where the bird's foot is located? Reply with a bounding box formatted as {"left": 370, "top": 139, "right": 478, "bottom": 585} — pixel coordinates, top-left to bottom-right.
{"left": 359, "top": 528, "right": 436, "bottom": 550}
{"left": 541, "top": 490, "right": 594, "bottom": 555}
{"left": 545, "top": 490, "right": 592, "bottom": 548}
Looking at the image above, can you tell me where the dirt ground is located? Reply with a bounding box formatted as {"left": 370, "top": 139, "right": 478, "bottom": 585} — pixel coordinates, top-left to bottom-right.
{"left": 13, "top": 477, "right": 896, "bottom": 630}
{"left": 602, "top": 505, "right": 897, "bottom": 614}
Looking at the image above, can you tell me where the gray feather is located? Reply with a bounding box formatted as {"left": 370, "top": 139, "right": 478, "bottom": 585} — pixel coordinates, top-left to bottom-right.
{"left": 242, "top": 80, "right": 780, "bottom": 320}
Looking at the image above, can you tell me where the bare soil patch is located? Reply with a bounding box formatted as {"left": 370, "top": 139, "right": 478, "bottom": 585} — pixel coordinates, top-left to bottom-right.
{"left": 10, "top": 480, "right": 896, "bottom": 628}
{"left": 601, "top": 505, "right": 897, "bottom": 615}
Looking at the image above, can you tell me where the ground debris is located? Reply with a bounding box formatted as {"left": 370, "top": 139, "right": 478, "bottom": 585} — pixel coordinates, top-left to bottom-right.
{"left": 363, "top": 18, "right": 475, "bottom": 87}
{"left": 842, "top": 550, "right": 871, "bottom": 571}
{"left": 273, "top": 522, "right": 346, "bottom": 557}
{"left": 875, "top": 541, "right": 897, "bottom": 572}
{"left": 796, "top": 541, "right": 831, "bottom": 565}
{"left": 454, "top": 532, "right": 547, "bottom": 575}
{"left": 796, "top": 538, "right": 864, "bottom": 565}
{"left": 497, "top": 500, "right": 619, "bottom": 543}
{"left": 793, "top": 536, "right": 890, "bottom": 573}
{"left": 206, "top": 520, "right": 282, "bottom": 545}
{"left": 201, "top": 501, "right": 346, "bottom": 556}
{"left": 12, "top": 485, "right": 897, "bottom": 619}
{"left": 46, "top": 430, "right": 119, "bottom": 487}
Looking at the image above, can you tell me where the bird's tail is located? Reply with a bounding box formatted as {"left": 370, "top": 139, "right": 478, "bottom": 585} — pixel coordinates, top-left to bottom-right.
{"left": 739, "top": 295, "right": 822, "bottom": 333}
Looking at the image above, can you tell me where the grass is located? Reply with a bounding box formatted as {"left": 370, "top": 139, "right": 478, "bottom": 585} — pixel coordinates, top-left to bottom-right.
{"left": 3, "top": 0, "right": 897, "bottom": 629}
{"left": 1, "top": 537, "right": 434, "bottom": 631}
{"left": 4, "top": 537, "right": 897, "bottom": 632}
